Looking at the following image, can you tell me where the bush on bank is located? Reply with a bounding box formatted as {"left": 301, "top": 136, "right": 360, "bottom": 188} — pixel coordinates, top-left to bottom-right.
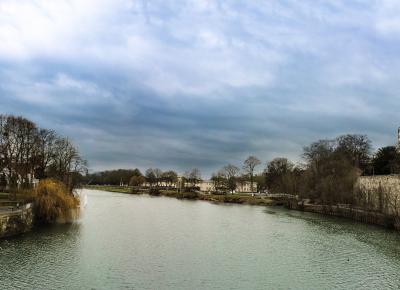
{"left": 27, "top": 179, "right": 79, "bottom": 224}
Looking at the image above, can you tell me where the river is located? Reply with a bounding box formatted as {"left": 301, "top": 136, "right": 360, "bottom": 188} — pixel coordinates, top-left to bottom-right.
{"left": 1, "top": 189, "right": 400, "bottom": 289}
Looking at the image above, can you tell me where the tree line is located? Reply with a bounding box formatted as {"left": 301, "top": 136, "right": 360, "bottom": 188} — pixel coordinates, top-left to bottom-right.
{"left": 87, "top": 133, "right": 400, "bottom": 204}
{"left": 87, "top": 156, "right": 264, "bottom": 194}
{"left": 257, "top": 134, "right": 400, "bottom": 206}
{"left": 0, "top": 115, "right": 87, "bottom": 192}
{"left": 86, "top": 167, "right": 202, "bottom": 190}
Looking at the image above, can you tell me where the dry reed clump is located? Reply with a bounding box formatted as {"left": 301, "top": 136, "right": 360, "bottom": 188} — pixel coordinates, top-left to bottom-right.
{"left": 30, "top": 179, "right": 79, "bottom": 224}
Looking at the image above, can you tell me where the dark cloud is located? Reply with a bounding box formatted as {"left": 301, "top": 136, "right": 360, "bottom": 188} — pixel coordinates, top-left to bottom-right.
{"left": 1, "top": 0, "right": 400, "bottom": 176}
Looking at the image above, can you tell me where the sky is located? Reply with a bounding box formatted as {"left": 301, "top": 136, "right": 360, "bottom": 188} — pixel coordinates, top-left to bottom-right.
{"left": 1, "top": 0, "right": 400, "bottom": 177}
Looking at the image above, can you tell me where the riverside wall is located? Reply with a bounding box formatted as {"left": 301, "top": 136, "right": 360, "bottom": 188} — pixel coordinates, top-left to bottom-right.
{"left": 287, "top": 201, "right": 394, "bottom": 228}
{"left": 0, "top": 204, "right": 34, "bottom": 238}
{"left": 286, "top": 175, "right": 400, "bottom": 230}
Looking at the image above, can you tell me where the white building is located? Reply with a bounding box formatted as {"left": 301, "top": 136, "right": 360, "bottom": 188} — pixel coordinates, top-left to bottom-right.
{"left": 198, "top": 180, "right": 257, "bottom": 193}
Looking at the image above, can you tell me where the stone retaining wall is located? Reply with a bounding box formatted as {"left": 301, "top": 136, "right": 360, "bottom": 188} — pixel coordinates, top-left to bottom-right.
{"left": 287, "top": 200, "right": 399, "bottom": 229}
{"left": 0, "top": 204, "right": 33, "bottom": 238}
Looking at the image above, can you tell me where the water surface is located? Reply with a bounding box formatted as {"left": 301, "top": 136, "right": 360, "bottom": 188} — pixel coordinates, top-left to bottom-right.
{"left": 1, "top": 189, "right": 400, "bottom": 289}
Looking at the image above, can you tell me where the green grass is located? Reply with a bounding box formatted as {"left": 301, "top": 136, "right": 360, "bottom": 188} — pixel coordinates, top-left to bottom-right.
{"left": 85, "top": 185, "right": 132, "bottom": 193}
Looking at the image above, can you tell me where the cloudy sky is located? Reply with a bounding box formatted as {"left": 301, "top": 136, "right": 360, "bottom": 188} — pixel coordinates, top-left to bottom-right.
{"left": 1, "top": 0, "right": 400, "bottom": 176}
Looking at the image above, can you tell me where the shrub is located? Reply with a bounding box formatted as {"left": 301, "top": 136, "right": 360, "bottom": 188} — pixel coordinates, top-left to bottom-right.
{"left": 181, "top": 191, "right": 199, "bottom": 199}
{"left": 28, "top": 179, "right": 79, "bottom": 224}
{"left": 149, "top": 188, "right": 160, "bottom": 196}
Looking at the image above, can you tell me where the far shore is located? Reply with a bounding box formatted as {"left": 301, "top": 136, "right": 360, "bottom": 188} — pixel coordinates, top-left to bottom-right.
{"left": 84, "top": 185, "right": 276, "bottom": 206}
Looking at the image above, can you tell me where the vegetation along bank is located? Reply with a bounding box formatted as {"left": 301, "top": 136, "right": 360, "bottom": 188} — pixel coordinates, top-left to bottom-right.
{"left": 0, "top": 114, "right": 87, "bottom": 238}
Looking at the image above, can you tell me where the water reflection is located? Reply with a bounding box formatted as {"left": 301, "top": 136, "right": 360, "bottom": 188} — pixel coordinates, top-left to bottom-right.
{"left": 263, "top": 206, "right": 400, "bottom": 260}
{"left": 0, "top": 190, "right": 399, "bottom": 290}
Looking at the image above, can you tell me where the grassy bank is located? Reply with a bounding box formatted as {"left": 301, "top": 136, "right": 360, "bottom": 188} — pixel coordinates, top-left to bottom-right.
{"left": 84, "top": 185, "right": 275, "bottom": 206}
{"left": 85, "top": 185, "right": 132, "bottom": 193}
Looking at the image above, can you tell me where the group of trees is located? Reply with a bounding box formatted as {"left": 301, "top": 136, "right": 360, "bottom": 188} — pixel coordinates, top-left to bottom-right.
{"left": 144, "top": 168, "right": 181, "bottom": 188}
{"left": 260, "top": 134, "right": 400, "bottom": 205}
{"left": 0, "top": 115, "right": 87, "bottom": 192}
{"left": 89, "top": 156, "right": 263, "bottom": 195}
{"left": 299, "top": 135, "right": 369, "bottom": 204}
{"left": 86, "top": 169, "right": 142, "bottom": 186}
{"left": 210, "top": 156, "right": 261, "bottom": 194}
{"left": 370, "top": 146, "right": 400, "bottom": 175}
{"left": 182, "top": 168, "right": 202, "bottom": 189}
{"left": 142, "top": 168, "right": 202, "bottom": 190}
{"left": 87, "top": 132, "right": 400, "bottom": 204}
{"left": 263, "top": 157, "right": 301, "bottom": 195}
{"left": 86, "top": 167, "right": 201, "bottom": 190}
{"left": 211, "top": 134, "right": 400, "bottom": 205}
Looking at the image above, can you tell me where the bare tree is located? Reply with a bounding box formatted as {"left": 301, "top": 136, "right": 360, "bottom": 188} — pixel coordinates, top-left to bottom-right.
{"left": 243, "top": 156, "right": 261, "bottom": 192}
{"left": 211, "top": 170, "right": 226, "bottom": 193}
{"left": 145, "top": 168, "right": 157, "bottom": 188}
{"left": 223, "top": 164, "right": 240, "bottom": 194}
{"left": 0, "top": 114, "right": 87, "bottom": 193}
{"left": 161, "top": 170, "right": 178, "bottom": 187}
{"left": 301, "top": 139, "right": 360, "bottom": 204}
{"left": 184, "top": 168, "right": 202, "bottom": 189}
{"left": 48, "top": 137, "right": 86, "bottom": 191}
{"left": 35, "top": 129, "right": 58, "bottom": 180}
{"left": 336, "top": 134, "right": 372, "bottom": 170}
{"left": 129, "top": 175, "right": 146, "bottom": 187}
{"left": 0, "top": 115, "right": 39, "bottom": 189}
{"left": 153, "top": 168, "right": 163, "bottom": 186}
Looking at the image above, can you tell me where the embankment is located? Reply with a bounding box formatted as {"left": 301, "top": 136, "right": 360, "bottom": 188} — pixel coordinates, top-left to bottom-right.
{"left": 0, "top": 204, "right": 34, "bottom": 238}
{"left": 287, "top": 199, "right": 400, "bottom": 230}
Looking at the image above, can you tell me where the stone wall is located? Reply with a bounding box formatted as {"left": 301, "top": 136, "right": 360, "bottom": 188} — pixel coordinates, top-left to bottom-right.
{"left": 288, "top": 201, "right": 394, "bottom": 227}
{"left": 0, "top": 204, "right": 33, "bottom": 238}
{"left": 287, "top": 197, "right": 400, "bottom": 229}
{"left": 356, "top": 175, "right": 400, "bottom": 215}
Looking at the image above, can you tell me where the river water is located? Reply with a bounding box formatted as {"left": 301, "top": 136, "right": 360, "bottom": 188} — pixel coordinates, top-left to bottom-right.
{"left": 1, "top": 189, "right": 400, "bottom": 289}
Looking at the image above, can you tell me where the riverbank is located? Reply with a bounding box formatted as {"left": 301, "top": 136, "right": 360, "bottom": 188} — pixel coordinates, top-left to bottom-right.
{"left": 287, "top": 199, "right": 400, "bottom": 230}
{"left": 85, "top": 185, "right": 275, "bottom": 206}
{"left": 86, "top": 185, "right": 400, "bottom": 232}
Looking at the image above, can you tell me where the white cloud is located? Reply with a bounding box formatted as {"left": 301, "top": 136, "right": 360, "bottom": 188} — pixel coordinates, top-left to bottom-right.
{"left": 1, "top": 71, "right": 114, "bottom": 106}
{"left": 375, "top": 0, "right": 400, "bottom": 35}
{"left": 0, "top": 0, "right": 289, "bottom": 97}
{"left": 1, "top": 0, "right": 400, "bottom": 174}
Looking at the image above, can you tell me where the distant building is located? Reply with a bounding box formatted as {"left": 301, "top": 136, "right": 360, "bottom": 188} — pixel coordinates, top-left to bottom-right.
{"left": 0, "top": 172, "right": 39, "bottom": 190}
{"left": 143, "top": 176, "right": 257, "bottom": 193}
{"left": 198, "top": 180, "right": 214, "bottom": 192}
{"left": 198, "top": 180, "right": 256, "bottom": 193}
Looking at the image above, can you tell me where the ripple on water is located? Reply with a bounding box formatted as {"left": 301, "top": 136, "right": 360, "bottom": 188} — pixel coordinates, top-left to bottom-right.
{"left": 0, "top": 190, "right": 400, "bottom": 290}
